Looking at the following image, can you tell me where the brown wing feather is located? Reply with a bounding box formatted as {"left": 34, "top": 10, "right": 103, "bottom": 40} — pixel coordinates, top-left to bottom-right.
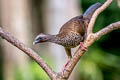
{"left": 59, "top": 16, "right": 86, "bottom": 36}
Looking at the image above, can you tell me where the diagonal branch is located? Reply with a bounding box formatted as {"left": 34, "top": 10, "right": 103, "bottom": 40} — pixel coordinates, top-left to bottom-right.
{"left": 87, "top": 0, "right": 113, "bottom": 35}
{"left": 0, "top": 27, "right": 57, "bottom": 80}
{"left": 62, "top": 21, "right": 120, "bottom": 79}
{"left": 61, "top": 0, "right": 114, "bottom": 79}
{"left": 61, "top": 33, "right": 96, "bottom": 79}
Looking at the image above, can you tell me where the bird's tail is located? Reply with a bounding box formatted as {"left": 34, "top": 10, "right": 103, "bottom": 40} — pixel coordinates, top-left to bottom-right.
{"left": 83, "top": 2, "right": 102, "bottom": 20}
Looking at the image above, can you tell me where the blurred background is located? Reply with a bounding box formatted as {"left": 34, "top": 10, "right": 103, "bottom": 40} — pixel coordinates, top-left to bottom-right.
{"left": 0, "top": 0, "right": 120, "bottom": 80}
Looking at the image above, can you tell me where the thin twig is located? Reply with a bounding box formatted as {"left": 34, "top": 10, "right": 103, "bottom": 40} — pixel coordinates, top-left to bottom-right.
{"left": 0, "top": 27, "right": 57, "bottom": 80}
{"left": 87, "top": 0, "right": 113, "bottom": 35}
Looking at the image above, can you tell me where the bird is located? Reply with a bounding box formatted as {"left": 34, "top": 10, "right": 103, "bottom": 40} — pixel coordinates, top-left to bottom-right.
{"left": 33, "top": 2, "right": 102, "bottom": 66}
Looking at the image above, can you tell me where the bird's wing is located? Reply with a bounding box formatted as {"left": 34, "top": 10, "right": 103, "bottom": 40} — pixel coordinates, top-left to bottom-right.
{"left": 59, "top": 16, "right": 85, "bottom": 36}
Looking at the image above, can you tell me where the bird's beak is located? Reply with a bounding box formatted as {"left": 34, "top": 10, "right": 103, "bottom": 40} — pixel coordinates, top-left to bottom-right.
{"left": 33, "top": 39, "right": 39, "bottom": 45}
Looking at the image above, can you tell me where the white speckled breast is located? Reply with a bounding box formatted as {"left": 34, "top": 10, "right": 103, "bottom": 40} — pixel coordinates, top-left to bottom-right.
{"left": 54, "top": 32, "right": 83, "bottom": 48}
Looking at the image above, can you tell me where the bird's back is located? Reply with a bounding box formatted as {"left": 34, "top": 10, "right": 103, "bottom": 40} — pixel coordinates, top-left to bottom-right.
{"left": 54, "top": 16, "right": 86, "bottom": 48}
{"left": 59, "top": 16, "right": 86, "bottom": 37}
{"left": 53, "top": 2, "right": 102, "bottom": 48}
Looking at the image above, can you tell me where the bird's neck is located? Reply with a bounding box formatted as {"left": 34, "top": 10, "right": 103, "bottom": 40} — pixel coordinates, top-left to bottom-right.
{"left": 44, "top": 34, "right": 57, "bottom": 43}
{"left": 48, "top": 35, "right": 59, "bottom": 43}
{"left": 46, "top": 34, "right": 63, "bottom": 45}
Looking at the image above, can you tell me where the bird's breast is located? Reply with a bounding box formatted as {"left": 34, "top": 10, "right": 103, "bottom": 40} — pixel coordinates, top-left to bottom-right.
{"left": 55, "top": 32, "right": 83, "bottom": 48}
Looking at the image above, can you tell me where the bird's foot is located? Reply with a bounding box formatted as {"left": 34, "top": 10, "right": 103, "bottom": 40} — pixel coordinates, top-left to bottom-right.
{"left": 62, "top": 59, "right": 70, "bottom": 76}
{"left": 64, "top": 60, "right": 70, "bottom": 67}
{"left": 80, "top": 42, "right": 87, "bottom": 51}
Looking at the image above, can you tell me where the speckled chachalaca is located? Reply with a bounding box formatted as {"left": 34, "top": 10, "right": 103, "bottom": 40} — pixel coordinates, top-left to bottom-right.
{"left": 33, "top": 2, "right": 102, "bottom": 63}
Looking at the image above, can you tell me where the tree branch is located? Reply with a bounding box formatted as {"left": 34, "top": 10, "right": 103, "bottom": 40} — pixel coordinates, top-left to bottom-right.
{"left": 1, "top": 21, "right": 120, "bottom": 79}
{"left": 0, "top": 0, "right": 119, "bottom": 80}
{"left": 62, "top": 21, "right": 120, "bottom": 79}
{"left": 87, "top": 0, "right": 113, "bottom": 35}
{"left": 61, "top": 33, "right": 96, "bottom": 79}
{"left": 0, "top": 27, "right": 57, "bottom": 80}
{"left": 61, "top": 0, "right": 114, "bottom": 79}
{"left": 95, "top": 21, "right": 120, "bottom": 40}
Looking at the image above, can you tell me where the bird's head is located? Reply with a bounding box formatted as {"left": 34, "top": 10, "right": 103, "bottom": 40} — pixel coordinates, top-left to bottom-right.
{"left": 33, "top": 33, "right": 53, "bottom": 45}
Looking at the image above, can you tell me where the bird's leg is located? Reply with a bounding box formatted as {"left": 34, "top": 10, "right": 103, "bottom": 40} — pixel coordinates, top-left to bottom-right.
{"left": 64, "top": 48, "right": 72, "bottom": 67}
{"left": 64, "top": 56, "right": 71, "bottom": 68}
{"left": 80, "top": 42, "right": 87, "bottom": 51}
{"left": 62, "top": 57, "right": 71, "bottom": 76}
{"left": 62, "top": 48, "right": 72, "bottom": 76}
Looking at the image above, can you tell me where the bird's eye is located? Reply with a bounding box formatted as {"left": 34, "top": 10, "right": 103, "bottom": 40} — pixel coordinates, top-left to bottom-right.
{"left": 39, "top": 37, "right": 42, "bottom": 39}
{"left": 36, "top": 37, "right": 42, "bottom": 41}
{"left": 44, "top": 37, "right": 47, "bottom": 40}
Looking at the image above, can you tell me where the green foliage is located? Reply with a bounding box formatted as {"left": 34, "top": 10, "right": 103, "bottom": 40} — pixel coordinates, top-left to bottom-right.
{"left": 30, "top": 62, "right": 50, "bottom": 80}
{"left": 15, "top": 62, "right": 50, "bottom": 80}
{"left": 78, "top": 48, "right": 120, "bottom": 80}
{"left": 15, "top": 55, "right": 56, "bottom": 80}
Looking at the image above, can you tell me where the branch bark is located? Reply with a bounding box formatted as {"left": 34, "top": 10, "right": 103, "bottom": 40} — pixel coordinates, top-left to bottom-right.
{"left": 1, "top": 21, "right": 120, "bottom": 79}
{"left": 0, "top": 27, "right": 57, "bottom": 80}
{"left": 0, "top": 0, "right": 120, "bottom": 80}
{"left": 61, "top": 0, "right": 114, "bottom": 79}
{"left": 95, "top": 21, "right": 120, "bottom": 39}
{"left": 87, "top": 0, "right": 113, "bottom": 35}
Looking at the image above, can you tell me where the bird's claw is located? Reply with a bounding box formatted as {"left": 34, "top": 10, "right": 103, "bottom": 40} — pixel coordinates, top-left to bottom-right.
{"left": 80, "top": 42, "right": 87, "bottom": 51}
{"left": 62, "top": 59, "right": 70, "bottom": 76}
